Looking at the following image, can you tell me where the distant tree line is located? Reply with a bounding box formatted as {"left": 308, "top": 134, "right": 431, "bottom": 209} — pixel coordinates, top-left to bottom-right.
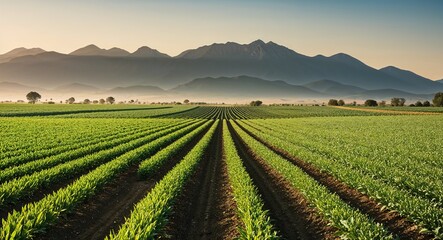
{"left": 18, "top": 91, "right": 443, "bottom": 107}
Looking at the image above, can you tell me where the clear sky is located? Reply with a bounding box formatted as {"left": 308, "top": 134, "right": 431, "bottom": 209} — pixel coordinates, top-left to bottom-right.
{"left": 1, "top": 0, "right": 442, "bottom": 79}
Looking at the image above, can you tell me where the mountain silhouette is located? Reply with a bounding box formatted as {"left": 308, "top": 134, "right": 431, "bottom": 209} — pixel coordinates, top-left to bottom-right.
{"left": 177, "top": 40, "right": 303, "bottom": 60}
{"left": 0, "top": 47, "right": 46, "bottom": 63}
{"left": 1, "top": 40, "right": 442, "bottom": 96}
{"left": 171, "top": 76, "right": 322, "bottom": 98}
{"left": 70, "top": 45, "right": 130, "bottom": 57}
{"left": 131, "top": 46, "right": 170, "bottom": 58}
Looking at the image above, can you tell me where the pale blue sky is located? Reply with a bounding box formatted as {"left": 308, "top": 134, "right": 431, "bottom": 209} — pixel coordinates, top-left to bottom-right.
{"left": 1, "top": 0, "right": 442, "bottom": 79}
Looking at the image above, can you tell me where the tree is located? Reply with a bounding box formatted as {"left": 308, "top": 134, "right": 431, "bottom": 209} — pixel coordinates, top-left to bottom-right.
{"left": 432, "top": 92, "right": 443, "bottom": 107}
{"left": 106, "top": 96, "right": 115, "bottom": 104}
{"left": 379, "top": 100, "right": 386, "bottom": 107}
{"left": 364, "top": 99, "right": 378, "bottom": 106}
{"left": 83, "top": 99, "right": 91, "bottom": 104}
{"left": 338, "top": 100, "right": 345, "bottom": 106}
{"left": 99, "top": 99, "right": 106, "bottom": 104}
{"left": 26, "top": 91, "right": 41, "bottom": 104}
{"left": 67, "top": 97, "right": 75, "bottom": 104}
{"left": 399, "top": 98, "right": 406, "bottom": 106}
{"left": 328, "top": 99, "right": 338, "bottom": 106}
{"left": 183, "top": 99, "right": 190, "bottom": 104}
{"left": 93, "top": 100, "right": 99, "bottom": 104}
{"left": 415, "top": 101, "right": 423, "bottom": 107}
{"left": 391, "top": 97, "right": 406, "bottom": 106}
{"left": 250, "top": 100, "right": 263, "bottom": 106}
{"left": 423, "top": 100, "right": 431, "bottom": 107}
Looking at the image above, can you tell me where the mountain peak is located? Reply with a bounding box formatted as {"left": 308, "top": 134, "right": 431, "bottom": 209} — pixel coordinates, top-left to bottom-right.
{"left": 131, "top": 46, "right": 170, "bottom": 58}
{"left": 2, "top": 47, "right": 45, "bottom": 55}
{"left": 329, "top": 53, "right": 366, "bottom": 67}
{"left": 70, "top": 45, "right": 130, "bottom": 57}
{"left": 84, "top": 44, "right": 100, "bottom": 49}
{"left": 249, "top": 39, "right": 266, "bottom": 46}
{"left": 177, "top": 40, "right": 303, "bottom": 60}
{"left": 0, "top": 47, "right": 46, "bottom": 63}
{"left": 70, "top": 44, "right": 103, "bottom": 55}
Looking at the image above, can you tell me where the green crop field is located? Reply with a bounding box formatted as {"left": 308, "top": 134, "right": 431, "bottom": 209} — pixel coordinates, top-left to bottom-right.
{"left": 0, "top": 104, "right": 442, "bottom": 239}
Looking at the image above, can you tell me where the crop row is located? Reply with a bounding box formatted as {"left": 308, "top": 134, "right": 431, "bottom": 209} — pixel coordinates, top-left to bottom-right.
{"left": 56, "top": 106, "right": 198, "bottom": 118}
{"left": 222, "top": 120, "right": 278, "bottom": 239}
{"left": 249, "top": 118, "right": 443, "bottom": 207}
{"left": 106, "top": 120, "right": 218, "bottom": 239}
{"left": 0, "top": 122, "right": 152, "bottom": 169}
{"left": 239, "top": 118, "right": 443, "bottom": 237}
{"left": 0, "top": 121, "right": 181, "bottom": 183}
{"left": 0, "top": 119, "right": 208, "bottom": 239}
{"left": 138, "top": 120, "right": 213, "bottom": 178}
{"left": 0, "top": 118, "right": 154, "bottom": 158}
{"left": 230, "top": 120, "right": 392, "bottom": 239}
{"left": 0, "top": 119, "right": 201, "bottom": 207}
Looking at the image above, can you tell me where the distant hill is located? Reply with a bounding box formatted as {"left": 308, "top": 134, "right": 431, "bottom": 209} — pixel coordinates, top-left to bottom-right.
{"left": 327, "top": 53, "right": 368, "bottom": 68}
{"left": 0, "top": 82, "right": 45, "bottom": 92}
{"left": 0, "top": 82, "right": 47, "bottom": 100}
{"left": 70, "top": 45, "right": 130, "bottom": 57}
{"left": 171, "top": 76, "right": 322, "bottom": 98}
{"left": 437, "top": 79, "right": 443, "bottom": 83}
{"left": 104, "top": 85, "right": 166, "bottom": 96}
{"left": 379, "top": 66, "right": 443, "bottom": 93}
{"left": 0, "top": 47, "right": 46, "bottom": 63}
{"left": 303, "top": 79, "right": 366, "bottom": 96}
{"left": 131, "top": 46, "right": 170, "bottom": 58}
{"left": 1, "top": 40, "right": 443, "bottom": 95}
{"left": 53, "top": 83, "right": 100, "bottom": 93}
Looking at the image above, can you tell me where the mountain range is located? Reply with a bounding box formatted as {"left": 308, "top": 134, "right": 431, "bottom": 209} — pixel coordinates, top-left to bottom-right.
{"left": 0, "top": 40, "right": 442, "bottom": 102}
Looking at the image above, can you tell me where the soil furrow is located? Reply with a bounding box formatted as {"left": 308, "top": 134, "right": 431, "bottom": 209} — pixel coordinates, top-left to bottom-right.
{"left": 35, "top": 125, "right": 209, "bottom": 240}
{"left": 236, "top": 120, "right": 433, "bottom": 240}
{"left": 164, "top": 121, "right": 239, "bottom": 240}
{"left": 227, "top": 120, "right": 335, "bottom": 240}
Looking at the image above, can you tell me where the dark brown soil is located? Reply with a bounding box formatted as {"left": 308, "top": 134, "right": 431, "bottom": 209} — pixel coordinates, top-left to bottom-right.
{"left": 228, "top": 120, "right": 336, "bottom": 240}
{"left": 164, "top": 121, "right": 239, "bottom": 240}
{"left": 35, "top": 124, "right": 210, "bottom": 240}
{"left": 236, "top": 120, "right": 434, "bottom": 240}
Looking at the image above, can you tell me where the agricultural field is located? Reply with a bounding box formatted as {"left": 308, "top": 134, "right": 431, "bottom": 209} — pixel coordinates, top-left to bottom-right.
{"left": 0, "top": 105, "right": 442, "bottom": 239}
{"left": 0, "top": 104, "right": 196, "bottom": 117}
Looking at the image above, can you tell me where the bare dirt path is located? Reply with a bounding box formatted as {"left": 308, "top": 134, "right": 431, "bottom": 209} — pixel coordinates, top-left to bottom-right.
{"left": 164, "top": 122, "right": 239, "bottom": 240}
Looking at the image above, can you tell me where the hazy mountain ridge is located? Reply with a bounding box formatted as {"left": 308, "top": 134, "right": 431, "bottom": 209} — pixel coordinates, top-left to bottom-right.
{"left": 0, "top": 47, "right": 46, "bottom": 63}
{"left": 0, "top": 75, "right": 434, "bottom": 102}
{"left": 170, "top": 76, "right": 322, "bottom": 98}
{"left": 70, "top": 45, "right": 131, "bottom": 57}
{"left": 131, "top": 46, "right": 170, "bottom": 58}
{"left": 1, "top": 40, "right": 442, "bottom": 95}
{"left": 177, "top": 40, "right": 304, "bottom": 60}
{"left": 303, "top": 79, "right": 367, "bottom": 96}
